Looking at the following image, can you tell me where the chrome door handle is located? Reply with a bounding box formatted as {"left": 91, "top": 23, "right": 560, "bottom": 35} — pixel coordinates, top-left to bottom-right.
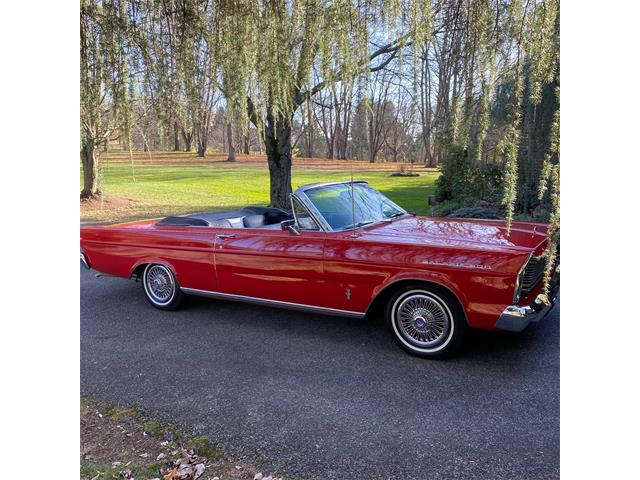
{"left": 216, "top": 233, "right": 236, "bottom": 239}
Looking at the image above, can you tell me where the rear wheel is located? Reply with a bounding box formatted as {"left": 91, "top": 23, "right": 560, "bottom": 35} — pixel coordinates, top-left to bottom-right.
{"left": 142, "top": 263, "right": 184, "bottom": 310}
{"left": 385, "top": 284, "right": 467, "bottom": 358}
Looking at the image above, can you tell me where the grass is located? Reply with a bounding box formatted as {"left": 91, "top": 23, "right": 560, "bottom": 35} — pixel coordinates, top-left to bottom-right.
{"left": 80, "top": 459, "right": 168, "bottom": 480}
{"left": 100, "top": 402, "right": 223, "bottom": 457}
{"left": 81, "top": 151, "right": 440, "bottom": 223}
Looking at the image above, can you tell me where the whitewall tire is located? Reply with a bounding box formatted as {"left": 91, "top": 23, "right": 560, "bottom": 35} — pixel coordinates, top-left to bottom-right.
{"left": 142, "top": 263, "right": 184, "bottom": 310}
{"left": 385, "top": 284, "right": 467, "bottom": 358}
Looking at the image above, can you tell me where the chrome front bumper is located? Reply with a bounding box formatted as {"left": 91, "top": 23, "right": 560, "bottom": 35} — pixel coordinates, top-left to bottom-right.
{"left": 80, "top": 252, "right": 90, "bottom": 269}
{"left": 494, "top": 268, "right": 559, "bottom": 332}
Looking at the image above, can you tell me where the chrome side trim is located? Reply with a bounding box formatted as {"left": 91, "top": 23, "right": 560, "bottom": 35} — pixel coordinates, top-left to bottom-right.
{"left": 180, "top": 287, "right": 365, "bottom": 319}
{"left": 80, "top": 252, "right": 90, "bottom": 269}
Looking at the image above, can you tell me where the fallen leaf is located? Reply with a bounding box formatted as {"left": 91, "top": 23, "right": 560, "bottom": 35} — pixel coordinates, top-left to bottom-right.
{"left": 162, "top": 467, "right": 178, "bottom": 480}
{"left": 194, "top": 463, "right": 205, "bottom": 479}
{"left": 178, "top": 465, "right": 193, "bottom": 475}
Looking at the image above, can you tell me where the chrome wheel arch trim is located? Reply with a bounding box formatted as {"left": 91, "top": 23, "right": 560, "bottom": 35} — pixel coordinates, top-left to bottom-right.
{"left": 391, "top": 289, "right": 455, "bottom": 353}
{"left": 130, "top": 259, "right": 178, "bottom": 280}
{"left": 180, "top": 287, "right": 365, "bottom": 318}
{"left": 365, "top": 278, "right": 469, "bottom": 326}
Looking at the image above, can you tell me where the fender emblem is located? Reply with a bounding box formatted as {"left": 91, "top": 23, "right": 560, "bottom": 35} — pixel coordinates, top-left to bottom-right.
{"left": 345, "top": 288, "right": 352, "bottom": 300}
{"left": 420, "top": 260, "right": 492, "bottom": 270}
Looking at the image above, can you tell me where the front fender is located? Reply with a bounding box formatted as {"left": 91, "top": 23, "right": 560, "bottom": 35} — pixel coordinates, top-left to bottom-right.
{"left": 367, "top": 264, "right": 520, "bottom": 330}
{"left": 366, "top": 270, "right": 469, "bottom": 322}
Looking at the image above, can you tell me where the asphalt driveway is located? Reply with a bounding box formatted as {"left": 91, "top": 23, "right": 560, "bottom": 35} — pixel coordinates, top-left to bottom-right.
{"left": 81, "top": 267, "right": 560, "bottom": 479}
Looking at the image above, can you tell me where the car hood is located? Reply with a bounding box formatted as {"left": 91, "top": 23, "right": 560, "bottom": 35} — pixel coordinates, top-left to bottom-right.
{"left": 359, "top": 215, "right": 548, "bottom": 252}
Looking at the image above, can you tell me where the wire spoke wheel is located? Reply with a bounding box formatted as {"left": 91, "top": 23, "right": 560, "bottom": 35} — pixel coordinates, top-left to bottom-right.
{"left": 393, "top": 291, "right": 452, "bottom": 350}
{"left": 143, "top": 264, "right": 176, "bottom": 306}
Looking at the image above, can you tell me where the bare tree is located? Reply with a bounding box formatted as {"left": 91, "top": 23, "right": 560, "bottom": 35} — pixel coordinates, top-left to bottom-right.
{"left": 226, "top": 121, "right": 236, "bottom": 162}
{"left": 80, "top": 0, "right": 129, "bottom": 199}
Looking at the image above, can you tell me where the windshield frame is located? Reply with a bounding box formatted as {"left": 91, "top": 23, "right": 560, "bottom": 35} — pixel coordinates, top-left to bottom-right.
{"left": 294, "top": 181, "right": 407, "bottom": 232}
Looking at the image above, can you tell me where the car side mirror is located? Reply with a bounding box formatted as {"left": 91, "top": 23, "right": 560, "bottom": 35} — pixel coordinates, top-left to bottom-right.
{"left": 281, "top": 219, "right": 300, "bottom": 236}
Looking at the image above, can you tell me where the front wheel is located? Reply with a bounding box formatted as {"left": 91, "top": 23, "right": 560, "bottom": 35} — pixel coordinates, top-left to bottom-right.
{"left": 385, "top": 284, "right": 467, "bottom": 359}
{"left": 142, "top": 263, "right": 184, "bottom": 310}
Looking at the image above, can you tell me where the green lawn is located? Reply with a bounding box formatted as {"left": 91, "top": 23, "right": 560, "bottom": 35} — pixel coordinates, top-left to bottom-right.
{"left": 81, "top": 158, "right": 440, "bottom": 222}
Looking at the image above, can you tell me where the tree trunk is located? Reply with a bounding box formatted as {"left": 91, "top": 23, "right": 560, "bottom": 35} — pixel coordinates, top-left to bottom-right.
{"left": 181, "top": 127, "right": 193, "bottom": 152}
{"left": 173, "top": 122, "right": 180, "bottom": 151}
{"left": 196, "top": 128, "right": 207, "bottom": 157}
{"left": 226, "top": 122, "right": 236, "bottom": 162}
{"left": 264, "top": 114, "right": 292, "bottom": 209}
{"left": 80, "top": 138, "right": 100, "bottom": 198}
{"left": 307, "top": 99, "right": 314, "bottom": 158}
{"left": 337, "top": 129, "right": 348, "bottom": 160}
{"left": 196, "top": 119, "right": 209, "bottom": 157}
{"left": 424, "top": 134, "right": 436, "bottom": 167}
{"left": 369, "top": 145, "right": 377, "bottom": 163}
{"left": 243, "top": 132, "right": 250, "bottom": 155}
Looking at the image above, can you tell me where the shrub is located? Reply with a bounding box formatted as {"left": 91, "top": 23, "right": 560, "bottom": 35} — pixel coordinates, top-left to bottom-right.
{"left": 436, "top": 146, "right": 475, "bottom": 201}
{"left": 475, "top": 161, "right": 505, "bottom": 204}
{"left": 391, "top": 162, "right": 420, "bottom": 177}
{"left": 436, "top": 145, "right": 504, "bottom": 206}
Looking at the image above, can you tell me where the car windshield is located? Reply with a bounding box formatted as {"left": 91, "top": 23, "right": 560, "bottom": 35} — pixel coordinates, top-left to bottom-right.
{"left": 303, "top": 182, "right": 406, "bottom": 231}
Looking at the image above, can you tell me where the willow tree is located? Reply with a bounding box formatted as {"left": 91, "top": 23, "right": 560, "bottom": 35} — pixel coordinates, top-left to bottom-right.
{"left": 211, "top": 0, "right": 432, "bottom": 208}
{"left": 80, "top": 0, "right": 131, "bottom": 199}
{"left": 495, "top": 0, "right": 559, "bottom": 227}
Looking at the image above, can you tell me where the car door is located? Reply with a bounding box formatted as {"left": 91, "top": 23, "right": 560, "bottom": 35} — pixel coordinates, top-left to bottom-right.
{"left": 214, "top": 202, "right": 326, "bottom": 307}
{"left": 149, "top": 224, "right": 219, "bottom": 292}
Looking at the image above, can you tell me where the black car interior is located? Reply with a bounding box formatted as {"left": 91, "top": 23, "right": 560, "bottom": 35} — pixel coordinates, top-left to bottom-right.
{"left": 156, "top": 206, "right": 292, "bottom": 229}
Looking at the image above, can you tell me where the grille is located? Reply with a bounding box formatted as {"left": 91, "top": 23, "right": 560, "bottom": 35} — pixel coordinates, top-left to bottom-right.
{"left": 521, "top": 256, "right": 545, "bottom": 293}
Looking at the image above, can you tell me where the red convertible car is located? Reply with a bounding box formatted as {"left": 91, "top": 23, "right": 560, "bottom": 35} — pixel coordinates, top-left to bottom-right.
{"left": 80, "top": 181, "right": 559, "bottom": 358}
